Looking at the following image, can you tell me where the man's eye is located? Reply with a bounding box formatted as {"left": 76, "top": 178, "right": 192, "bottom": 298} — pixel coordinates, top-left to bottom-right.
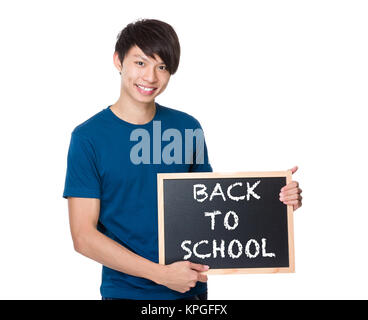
{"left": 159, "top": 65, "right": 167, "bottom": 70}
{"left": 135, "top": 61, "right": 144, "bottom": 66}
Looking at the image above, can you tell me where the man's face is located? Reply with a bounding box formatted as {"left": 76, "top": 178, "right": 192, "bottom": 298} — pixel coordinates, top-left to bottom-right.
{"left": 117, "top": 45, "right": 171, "bottom": 104}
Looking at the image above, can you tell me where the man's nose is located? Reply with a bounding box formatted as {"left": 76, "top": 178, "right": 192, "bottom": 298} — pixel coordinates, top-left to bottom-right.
{"left": 143, "top": 67, "right": 158, "bottom": 83}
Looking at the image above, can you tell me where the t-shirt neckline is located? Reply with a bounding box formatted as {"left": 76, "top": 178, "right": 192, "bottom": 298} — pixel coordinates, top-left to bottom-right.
{"left": 106, "top": 102, "right": 161, "bottom": 128}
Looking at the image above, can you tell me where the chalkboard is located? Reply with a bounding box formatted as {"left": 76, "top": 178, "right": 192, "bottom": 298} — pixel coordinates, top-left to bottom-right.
{"left": 157, "top": 171, "right": 295, "bottom": 274}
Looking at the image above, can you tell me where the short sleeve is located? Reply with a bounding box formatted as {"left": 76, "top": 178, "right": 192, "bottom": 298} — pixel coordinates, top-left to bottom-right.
{"left": 63, "top": 132, "right": 101, "bottom": 199}
{"left": 189, "top": 121, "right": 213, "bottom": 173}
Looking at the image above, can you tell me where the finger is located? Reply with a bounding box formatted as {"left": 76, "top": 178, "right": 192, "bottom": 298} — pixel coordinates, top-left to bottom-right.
{"left": 198, "top": 274, "right": 208, "bottom": 283}
{"left": 281, "top": 181, "right": 299, "bottom": 192}
{"left": 280, "top": 187, "right": 302, "bottom": 197}
{"left": 283, "top": 199, "right": 300, "bottom": 206}
{"left": 280, "top": 194, "right": 302, "bottom": 202}
{"left": 288, "top": 166, "right": 298, "bottom": 174}
{"left": 189, "top": 262, "right": 209, "bottom": 272}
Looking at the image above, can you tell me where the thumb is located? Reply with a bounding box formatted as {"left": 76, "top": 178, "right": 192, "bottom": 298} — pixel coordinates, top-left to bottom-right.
{"left": 289, "top": 166, "right": 298, "bottom": 174}
{"left": 189, "top": 262, "right": 210, "bottom": 272}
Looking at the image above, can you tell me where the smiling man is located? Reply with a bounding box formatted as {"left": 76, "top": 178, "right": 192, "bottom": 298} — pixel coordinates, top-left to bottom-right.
{"left": 63, "top": 19, "right": 302, "bottom": 300}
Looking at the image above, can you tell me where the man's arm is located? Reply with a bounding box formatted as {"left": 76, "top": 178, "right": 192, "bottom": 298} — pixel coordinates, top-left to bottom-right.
{"left": 68, "top": 197, "right": 208, "bottom": 293}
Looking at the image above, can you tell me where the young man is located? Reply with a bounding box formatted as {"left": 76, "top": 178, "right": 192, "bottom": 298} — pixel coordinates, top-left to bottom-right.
{"left": 63, "top": 19, "right": 302, "bottom": 300}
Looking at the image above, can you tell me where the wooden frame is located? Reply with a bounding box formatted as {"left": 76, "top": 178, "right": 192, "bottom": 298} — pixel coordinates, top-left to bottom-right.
{"left": 157, "top": 171, "right": 295, "bottom": 274}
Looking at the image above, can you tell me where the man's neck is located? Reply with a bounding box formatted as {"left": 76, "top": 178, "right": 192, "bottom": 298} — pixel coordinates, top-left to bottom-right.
{"left": 111, "top": 94, "right": 156, "bottom": 125}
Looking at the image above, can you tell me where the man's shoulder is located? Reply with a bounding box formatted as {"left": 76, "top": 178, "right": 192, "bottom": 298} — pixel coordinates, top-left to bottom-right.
{"left": 158, "top": 103, "right": 202, "bottom": 128}
{"left": 71, "top": 107, "right": 108, "bottom": 138}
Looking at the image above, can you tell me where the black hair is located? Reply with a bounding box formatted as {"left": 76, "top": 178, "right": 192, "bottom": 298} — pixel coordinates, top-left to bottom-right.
{"left": 115, "top": 19, "right": 181, "bottom": 75}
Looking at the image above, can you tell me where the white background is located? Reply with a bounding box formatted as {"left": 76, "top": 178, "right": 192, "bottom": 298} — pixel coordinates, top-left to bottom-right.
{"left": 0, "top": 0, "right": 367, "bottom": 299}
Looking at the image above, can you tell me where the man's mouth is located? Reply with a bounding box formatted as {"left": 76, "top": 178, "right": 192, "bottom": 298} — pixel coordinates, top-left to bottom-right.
{"left": 135, "top": 84, "right": 158, "bottom": 95}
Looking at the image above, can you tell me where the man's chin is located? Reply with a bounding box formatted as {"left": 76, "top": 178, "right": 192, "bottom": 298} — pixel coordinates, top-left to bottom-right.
{"left": 135, "top": 92, "right": 160, "bottom": 104}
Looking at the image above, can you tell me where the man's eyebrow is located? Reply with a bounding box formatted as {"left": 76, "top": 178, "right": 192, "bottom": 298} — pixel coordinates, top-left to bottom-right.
{"left": 133, "top": 54, "right": 165, "bottom": 65}
{"left": 133, "top": 54, "right": 148, "bottom": 61}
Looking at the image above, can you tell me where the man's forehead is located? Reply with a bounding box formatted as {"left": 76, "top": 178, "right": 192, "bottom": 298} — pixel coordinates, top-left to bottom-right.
{"left": 128, "top": 46, "right": 164, "bottom": 64}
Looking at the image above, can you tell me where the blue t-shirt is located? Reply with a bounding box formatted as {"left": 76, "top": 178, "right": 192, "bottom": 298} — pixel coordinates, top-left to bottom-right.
{"left": 63, "top": 103, "right": 212, "bottom": 299}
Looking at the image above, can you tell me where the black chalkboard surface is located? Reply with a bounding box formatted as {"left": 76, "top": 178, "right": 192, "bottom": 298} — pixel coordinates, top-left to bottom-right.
{"left": 157, "top": 172, "right": 295, "bottom": 274}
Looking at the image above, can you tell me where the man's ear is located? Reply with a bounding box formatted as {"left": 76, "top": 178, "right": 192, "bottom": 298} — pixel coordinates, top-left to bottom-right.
{"left": 113, "top": 52, "right": 123, "bottom": 74}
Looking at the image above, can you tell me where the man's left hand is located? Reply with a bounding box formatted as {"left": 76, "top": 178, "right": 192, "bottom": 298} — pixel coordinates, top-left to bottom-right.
{"left": 280, "top": 166, "right": 302, "bottom": 211}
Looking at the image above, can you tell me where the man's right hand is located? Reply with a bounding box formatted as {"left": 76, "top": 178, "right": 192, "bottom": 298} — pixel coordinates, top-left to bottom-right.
{"left": 156, "top": 261, "right": 209, "bottom": 293}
